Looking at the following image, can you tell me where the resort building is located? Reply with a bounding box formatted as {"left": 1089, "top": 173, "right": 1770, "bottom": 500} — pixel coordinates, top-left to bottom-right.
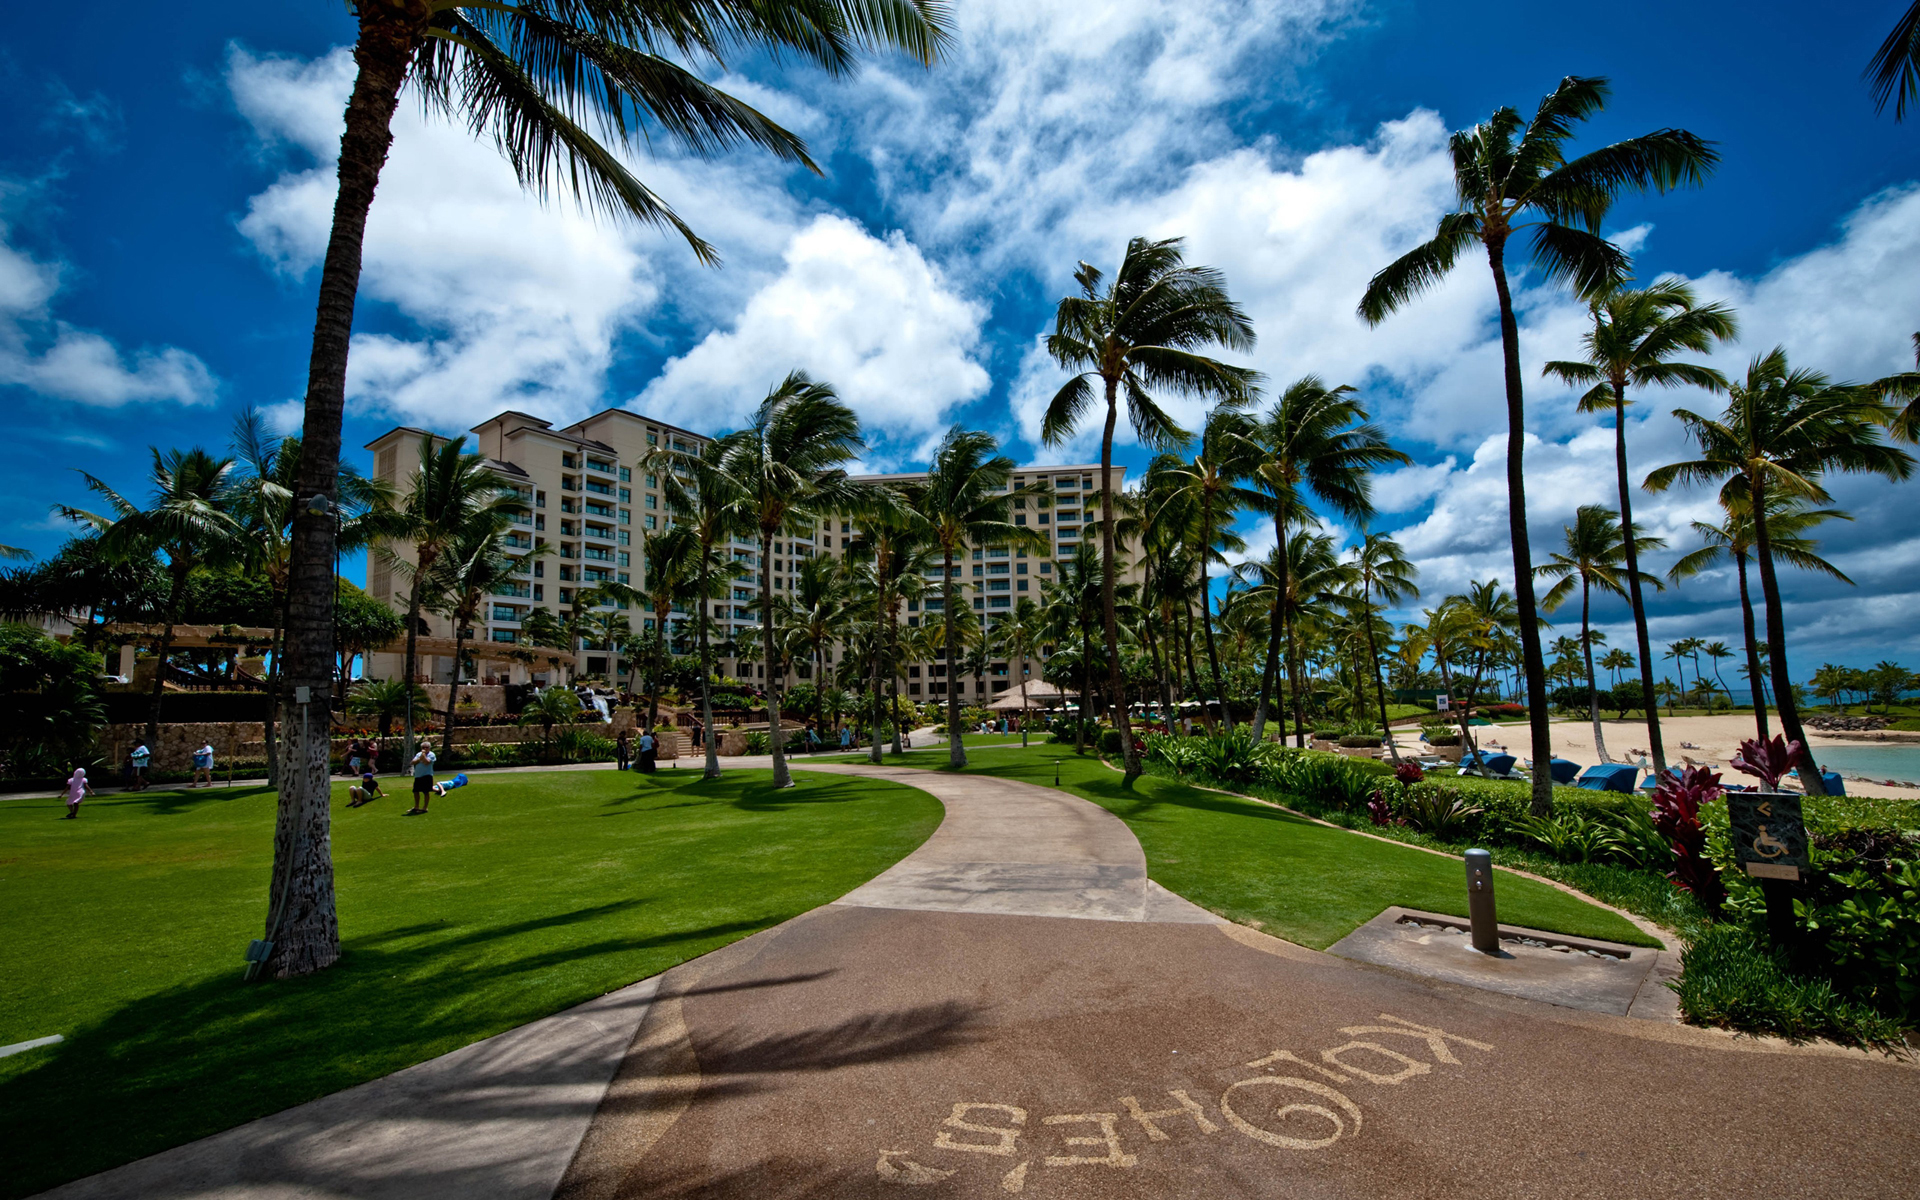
{"left": 361, "top": 407, "right": 1129, "bottom": 700}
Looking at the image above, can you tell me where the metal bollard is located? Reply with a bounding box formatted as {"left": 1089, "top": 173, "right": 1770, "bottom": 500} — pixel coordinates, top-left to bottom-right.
{"left": 1464, "top": 848, "right": 1498, "bottom": 954}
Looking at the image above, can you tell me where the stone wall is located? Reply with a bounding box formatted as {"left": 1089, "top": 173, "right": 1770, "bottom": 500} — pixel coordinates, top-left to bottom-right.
{"left": 422, "top": 684, "right": 507, "bottom": 717}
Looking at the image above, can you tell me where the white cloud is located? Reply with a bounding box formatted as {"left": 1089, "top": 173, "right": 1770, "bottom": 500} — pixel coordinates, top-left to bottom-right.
{"left": 0, "top": 220, "right": 216, "bottom": 408}
{"left": 635, "top": 214, "right": 990, "bottom": 461}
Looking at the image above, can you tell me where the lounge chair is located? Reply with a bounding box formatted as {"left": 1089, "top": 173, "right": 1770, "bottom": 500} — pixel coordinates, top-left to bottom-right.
{"left": 1575, "top": 763, "right": 1639, "bottom": 793}
{"left": 1791, "top": 768, "right": 1847, "bottom": 797}
{"left": 1458, "top": 752, "right": 1524, "bottom": 780}
{"left": 1548, "top": 757, "right": 1580, "bottom": 785}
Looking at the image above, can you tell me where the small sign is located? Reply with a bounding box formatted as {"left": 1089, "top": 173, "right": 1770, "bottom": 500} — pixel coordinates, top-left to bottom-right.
{"left": 1435, "top": 694, "right": 1450, "bottom": 712}
{"left": 1725, "top": 791, "right": 1810, "bottom": 882}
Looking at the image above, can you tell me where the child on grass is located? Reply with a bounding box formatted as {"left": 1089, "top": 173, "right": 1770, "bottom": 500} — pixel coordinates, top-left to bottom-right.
{"left": 62, "top": 767, "right": 94, "bottom": 818}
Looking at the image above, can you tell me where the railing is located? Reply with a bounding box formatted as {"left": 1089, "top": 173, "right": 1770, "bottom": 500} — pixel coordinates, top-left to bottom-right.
{"left": 584, "top": 480, "right": 613, "bottom": 495}
{"left": 583, "top": 547, "right": 613, "bottom": 562}
{"left": 584, "top": 502, "right": 615, "bottom": 518}
{"left": 491, "top": 583, "right": 531, "bottom": 598}
{"left": 585, "top": 458, "right": 616, "bottom": 474}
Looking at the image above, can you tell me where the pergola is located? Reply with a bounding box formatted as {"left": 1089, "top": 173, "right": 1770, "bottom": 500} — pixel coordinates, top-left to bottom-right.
{"left": 87, "top": 623, "right": 571, "bottom": 680}
{"left": 984, "top": 680, "right": 1067, "bottom": 712}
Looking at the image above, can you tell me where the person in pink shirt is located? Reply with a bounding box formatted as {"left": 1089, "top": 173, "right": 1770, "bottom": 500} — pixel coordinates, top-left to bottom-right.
{"left": 62, "top": 767, "right": 95, "bottom": 819}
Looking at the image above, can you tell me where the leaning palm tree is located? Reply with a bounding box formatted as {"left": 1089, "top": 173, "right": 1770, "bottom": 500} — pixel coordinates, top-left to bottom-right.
{"left": 1043, "top": 236, "right": 1258, "bottom": 781}
{"left": 1350, "top": 533, "right": 1419, "bottom": 763}
{"left": 716, "top": 372, "right": 880, "bottom": 788}
{"left": 429, "top": 515, "right": 547, "bottom": 755}
{"left": 1667, "top": 491, "right": 1854, "bottom": 742}
{"left": 379, "top": 436, "right": 525, "bottom": 763}
{"left": 782, "top": 554, "right": 861, "bottom": 738}
{"left": 844, "top": 505, "right": 934, "bottom": 761}
{"left": 264, "top": 0, "right": 952, "bottom": 981}
{"left": 1533, "top": 505, "right": 1663, "bottom": 763}
{"left": 1542, "top": 279, "right": 1735, "bottom": 774}
{"left": 1647, "top": 348, "right": 1914, "bottom": 793}
{"left": 995, "top": 595, "right": 1046, "bottom": 746}
{"left": 1359, "top": 75, "right": 1716, "bottom": 814}
{"left": 1243, "top": 378, "right": 1406, "bottom": 742}
{"left": 1152, "top": 405, "right": 1264, "bottom": 734}
{"left": 918, "top": 427, "right": 1047, "bottom": 767}
{"left": 57, "top": 447, "right": 245, "bottom": 745}
{"left": 1868, "top": 2, "right": 1920, "bottom": 119}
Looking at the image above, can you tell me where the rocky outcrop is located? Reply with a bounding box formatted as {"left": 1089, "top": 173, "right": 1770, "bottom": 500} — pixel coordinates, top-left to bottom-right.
{"left": 1807, "top": 714, "right": 1892, "bottom": 731}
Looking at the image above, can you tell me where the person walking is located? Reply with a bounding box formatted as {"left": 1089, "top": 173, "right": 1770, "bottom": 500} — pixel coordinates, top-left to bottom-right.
{"left": 617, "top": 729, "right": 632, "bottom": 771}
{"left": 691, "top": 720, "right": 703, "bottom": 751}
{"left": 62, "top": 767, "right": 95, "bottom": 818}
{"left": 192, "top": 741, "right": 215, "bottom": 788}
{"left": 839, "top": 724, "right": 852, "bottom": 751}
{"left": 129, "top": 742, "right": 151, "bottom": 791}
{"left": 407, "top": 746, "right": 437, "bottom": 814}
{"left": 637, "top": 729, "right": 656, "bottom": 773}
{"left": 346, "top": 737, "right": 366, "bottom": 777}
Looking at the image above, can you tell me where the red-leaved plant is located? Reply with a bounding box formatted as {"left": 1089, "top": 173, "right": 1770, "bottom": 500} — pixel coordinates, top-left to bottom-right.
{"left": 1648, "top": 764, "right": 1727, "bottom": 913}
{"left": 1729, "top": 734, "right": 1810, "bottom": 792}
{"left": 1393, "top": 761, "right": 1425, "bottom": 785}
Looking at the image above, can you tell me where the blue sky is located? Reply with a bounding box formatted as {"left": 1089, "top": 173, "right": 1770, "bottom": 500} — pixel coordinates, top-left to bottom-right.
{"left": 4, "top": 1, "right": 1918, "bottom": 675}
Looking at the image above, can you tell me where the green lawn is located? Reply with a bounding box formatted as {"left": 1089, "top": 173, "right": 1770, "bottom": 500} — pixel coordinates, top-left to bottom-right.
{"left": 0, "top": 768, "right": 939, "bottom": 1198}
{"left": 830, "top": 744, "right": 1653, "bottom": 950}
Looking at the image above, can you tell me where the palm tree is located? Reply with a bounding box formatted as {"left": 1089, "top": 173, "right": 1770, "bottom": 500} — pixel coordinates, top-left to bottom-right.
{"left": 1041, "top": 543, "right": 1107, "bottom": 754}
{"left": 1349, "top": 533, "right": 1419, "bottom": 762}
{"left": 1543, "top": 280, "right": 1735, "bottom": 774}
{"left": 1042, "top": 236, "right": 1258, "bottom": 781}
{"left": 995, "top": 596, "right": 1046, "bottom": 746}
{"left": 1868, "top": 3, "right": 1920, "bottom": 119}
{"left": 430, "top": 515, "right": 547, "bottom": 755}
{"left": 1152, "top": 405, "right": 1263, "bottom": 734}
{"left": 520, "top": 686, "right": 582, "bottom": 757}
{"left": 1360, "top": 75, "right": 1716, "bottom": 814}
{"left": 519, "top": 607, "right": 573, "bottom": 680}
{"left": 1667, "top": 492, "right": 1853, "bottom": 741}
{"left": 1648, "top": 348, "right": 1914, "bottom": 793}
{"left": 1234, "top": 532, "right": 1350, "bottom": 746}
{"left": 1442, "top": 581, "right": 1528, "bottom": 775}
{"left": 645, "top": 437, "right": 749, "bottom": 778}
{"left": 845, "top": 506, "right": 934, "bottom": 761}
{"left": 637, "top": 523, "right": 704, "bottom": 730}
{"left": 57, "top": 448, "right": 245, "bottom": 746}
{"left": 1665, "top": 638, "right": 1701, "bottom": 704}
{"left": 1598, "top": 647, "right": 1634, "bottom": 688}
{"left": 1868, "top": 333, "right": 1920, "bottom": 443}
{"left": 783, "top": 554, "right": 860, "bottom": 739}
{"left": 380, "top": 436, "right": 525, "bottom": 763}
{"left": 1534, "top": 505, "right": 1663, "bottom": 763}
{"left": 345, "top": 678, "right": 429, "bottom": 739}
{"left": 716, "top": 372, "right": 880, "bottom": 788}
{"left": 262, "top": 0, "right": 951, "bottom": 981}
{"left": 1243, "top": 378, "right": 1406, "bottom": 743}
{"left": 918, "top": 427, "right": 1047, "bottom": 767}
{"left": 1703, "top": 641, "right": 1735, "bottom": 701}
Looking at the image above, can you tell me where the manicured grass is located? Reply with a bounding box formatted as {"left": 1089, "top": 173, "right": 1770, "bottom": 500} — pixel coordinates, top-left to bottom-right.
{"left": 829, "top": 744, "right": 1653, "bottom": 949}
{"left": 0, "top": 768, "right": 939, "bottom": 1198}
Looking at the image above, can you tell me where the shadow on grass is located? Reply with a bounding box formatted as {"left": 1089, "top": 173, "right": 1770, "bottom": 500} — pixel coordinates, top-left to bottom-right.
{"left": 0, "top": 901, "right": 775, "bottom": 1200}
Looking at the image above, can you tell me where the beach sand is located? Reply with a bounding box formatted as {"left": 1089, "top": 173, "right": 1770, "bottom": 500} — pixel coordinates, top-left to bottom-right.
{"left": 1390, "top": 713, "right": 1919, "bottom": 801}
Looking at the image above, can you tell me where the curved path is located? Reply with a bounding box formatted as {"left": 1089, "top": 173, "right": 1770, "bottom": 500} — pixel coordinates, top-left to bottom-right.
{"left": 36, "top": 762, "right": 1918, "bottom": 1200}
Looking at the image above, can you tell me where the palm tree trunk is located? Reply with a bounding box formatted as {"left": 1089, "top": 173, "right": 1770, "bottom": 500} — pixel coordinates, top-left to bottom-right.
{"left": 1078, "top": 615, "right": 1092, "bottom": 755}
{"left": 1020, "top": 653, "right": 1031, "bottom": 747}
{"left": 697, "top": 562, "right": 720, "bottom": 778}
{"left": 1607, "top": 382, "right": 1667, "bottom": 775}
{"left": 400, "top": 570, "right": 426, "bottom": 763}
{"left": 1486, "top": 236, "right": 1554, "bottom": 816}
{"left": 1196, "top": 515, "right": 1232, "bottom": 733}
{"left": 441, "top": 616, "right": 467, "bottom": 758}
{"left": 759, "top": 532, "right": 791, "bottom": 787}
{"left": 1284, "top": 601, "right": 1306, "bottom": 747}
{"left": 1364, "top": 593, "right": 1400, "bottom": 765}
{"left": 1250, "top": 592, "right": 1285, "bottom": 742}
{"left": 943, "top": 550, "right": 966, "bottom": 768}
{"left": 144, "top": 561, "right": 191, "bottom": 748}
{"left": 1153, "top": 603, "right": 1177, "bottom": 731}
{"left": 1177, "top": 596, "right": 1204, "bottom": 728}
{"left": 1735, "top": 550, "right": 1768, "bottom": 741}
{"left": 1095, "top": 385, "right": 1140, "bottom": 780}
{"left": 1582, "top": 579, "right": 1608, "bottom": 763}
{"left": 1749, "top": 479, "right": 1824, "bottom": 794}
{"left": 888, "top": 605, "right": 905, "bottom": 756}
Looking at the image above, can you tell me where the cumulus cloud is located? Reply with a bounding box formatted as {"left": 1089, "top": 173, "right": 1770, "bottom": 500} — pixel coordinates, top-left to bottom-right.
{"left": 0, "top": 219, "right": 216, "bottom": 408}
{"left": 635, "top": 214, "right": 990, "bottom": 461}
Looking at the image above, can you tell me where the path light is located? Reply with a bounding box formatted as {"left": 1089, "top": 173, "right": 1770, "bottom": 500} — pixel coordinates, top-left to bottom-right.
{"left": 1465, "top": 848, "right": 1497, "bottom": 954}
{"left": 1054, "top": 760, "right": 1061, "bottom": 788}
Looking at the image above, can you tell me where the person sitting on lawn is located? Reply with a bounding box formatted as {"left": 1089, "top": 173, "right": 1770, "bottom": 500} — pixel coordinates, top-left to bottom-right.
{"left": 347, "top": 770, "right": 384, "bottom": 807}
{"left": 407, "top": 747, "right": 436, "bottom": 814}
{"left": 62, "top": 767, "right": 95, "bottom": 819}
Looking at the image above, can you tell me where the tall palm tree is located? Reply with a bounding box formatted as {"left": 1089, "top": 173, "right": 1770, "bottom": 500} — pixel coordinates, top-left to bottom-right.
{"left": 57, "top": 448, "right": 245, "bottom": 746}
{"left": 1533, "top": 505, "right": 1663, "bottom": 763}
{"left": 1233, "top": 532, "right": 1350, "bottom": 746}
{"left": 646, "top": 437, "right": 749, "bottom": 778}
{"left": 1667, "top": 491, "right": 1854, "bottom": 741}
{"left": 1868, "top": 332, "right": 1920, "bottom": 443}
{"left": 1703, "top": 640, "right": 1735, "bottom": 702}
{"left": 918, "top": 427, "right": 1046, "bottom": 767}
{"left": 1041, "top": 543, "right": 1106, "bottom": 754}
{"left": 430, "top": 515, "right": 547, "bottom": 754}
{"left": 1242, "top": 378, "right": 1405, "bottom": 743}
{"left": 1543, "top": 279, "right": 1735, "bottom": 774}
{"left": 1153, "top": 405, "right": 1263, "bottom": 733}
{"left": 1868, "top": 2, "right": 1920, "bottom": 119}
{"left": 716, "top": 372, "right": 879, "bottom": 788}
{"left": 379, "top": 436, "right": 525, "bottom": 763}
{"left": 265, "top": 0, "right": 952, "bottom": 980}
{"left": 845, "top": 506, "right": 933, "bottom": 761}
{"left": 1043, "top": 236, "right": 1258, "bottom": 781}
{"left": 782, "top": 554, "right": 860, "bottom": 738}
{"left": 1442, "top": 581, "right": 1529, "bottom": 771}
{"left": 1350, "top": 533, "right": 1419, "bottom": 763}
{"left": 638, "top": 523, "right": 706, "bottom": 731}
{"left": 1360, "top": 75, "right": 1716, "bottom": 814}
{"left": 1599, "top": 647, "right": 1634, "bottom": 688}
{"left": 996, "top": 595, "right": 1046, "bottom": 746}
{"left": 1648, "top": 348, "right": 1913, "bottom": 792}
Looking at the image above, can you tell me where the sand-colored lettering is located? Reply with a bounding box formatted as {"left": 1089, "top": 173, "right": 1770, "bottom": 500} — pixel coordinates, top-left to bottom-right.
{"left": 1120, "top": 1090, "right": 1220, "bottom": 1141}
{"left": 1320, "top": 1041, "right": 1433, "bottom": 1085}
{"left": 1001, "top": 1161, "right": 1030, "bottom": 1193}
{"left": 877, "top": 1150, "right": 957, "bottom": 1185}
{"left": 935, "top": 1103, "right": 1027, "bottom": 1157}
{"left": 1042, "top": 1113, "right": 1138, "bottom": 1167}
{"left": 1246, "top": 1048, "right": 1350, "bottom": 1084}
{"left": 1336, "top": 1014, "right": 1493, "bottom": 1065}
{"left": 1219, "top": 1076, "right": 1363, "bottom": 1151}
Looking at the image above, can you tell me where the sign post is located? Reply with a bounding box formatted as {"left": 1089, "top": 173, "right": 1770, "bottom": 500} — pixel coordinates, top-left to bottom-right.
{"left": 1725, "top": 790, "right": 1809, "bottom": 948}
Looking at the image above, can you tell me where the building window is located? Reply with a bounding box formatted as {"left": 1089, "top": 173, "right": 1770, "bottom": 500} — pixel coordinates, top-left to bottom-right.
{"left": 988, "top": 563, "right": 1009, "bottom": 575}
{"left": 645, "top": 494, "right": 657, "bottom": 509}
{"left": 533, "top": 584, "right": 544, "bottom": 600}
{"left": 559, "top": 588, "right": 573, "bottom": 604}
{"left": 988, "top": 580, "right": 1009, "bottom": 591}
{"left": 645, "top": 515, "right": 656, "bottom": 529}
{"left": 989, "top": 597, "right": 1010, "bottom": 608}
{"left": 907, "top": 599, "right": 919, "bottom": 612}
{"left": 1015, "top": 514, "right": 1027, "bottom": 525}
{"left": 491, "top": 629, "right": 516, "bottom": 643}
{"left": 1017, "top": 580, "right": 1028, "bottom": 591}
{"left": 972, "top": 565, "right": 983, "bottom": 577}
{"left": 618, "top": 551, "right": 630, "bottom": 567}
{"left": 533, "top": 561, "right": 545, "bottom": 577}
{"left": 908, "top": 666, "right": 921, "bottom": 678}
{"left": 908, "top": 683, "right": 922, "bottom": 696}
{"left": 1040, "top": 562, "right": 1052, "bottom": 574}
{"left": 619, "top": 466, "right": 631, "bottom": 481}
{"left": 972, "top": 598, "right": 985, "bottom": 610}
{"left": 535, "top": 490, "right": 546, "bottom": 508}
{"left": 619, "top": 488, "right": 631, "bottom": 502}
{"left": 1016, "top": 562, "right": 1027, "bottom": 574}
{"left": 1039, "top": 513, "right": 1050, "bottom": 525}
{"left": 617, "top": 530, "right": 630, "bottom": 545}
{"left": 1056, "top": 476, "right": 1077, "bottom": 489}
{"left": 618, "top": 572, "right": 631, "bottom": 584}
{"left": 647, "top": 433, "right": 658, "bottom": 446}
{"left": 619, "top": 509, "right": 630, "bottom": 524}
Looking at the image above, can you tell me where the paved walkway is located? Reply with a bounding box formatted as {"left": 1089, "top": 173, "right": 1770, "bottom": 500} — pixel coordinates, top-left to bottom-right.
{"left": 35, "top": 761, "right": 1919, "bottom": 1200}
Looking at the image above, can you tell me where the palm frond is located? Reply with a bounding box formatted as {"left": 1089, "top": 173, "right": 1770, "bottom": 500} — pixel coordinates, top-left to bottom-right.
{"left": 1358, "top": 211, "right": 1480, "bottom": 324}
{"left": 1867, "top": 0, "right": 1920, "bottom": 119}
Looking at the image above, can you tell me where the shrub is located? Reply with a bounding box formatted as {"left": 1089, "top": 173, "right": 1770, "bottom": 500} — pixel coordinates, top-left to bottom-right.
{"left": 1396, "top": 784, "right": 1485, "bottom": 838}
{"left": 1674, "top": 923, "right": 1906, "bottom": 1048}
{"left": 1483, "top": 702, "right": 1527, "bottom": 719}
{"left": 1512, "top": 811, "right": 1627, "bottom": 864}
{"left": 1337, "top": 732, "right": 1383, "bottom": 748}
{"left": 1393, "top": 761, "right": 1425, "bottom": 785}
{"left": 743, "top": 730, "right": 772, "bottom": 754}
{"left": 1650, "top": 765, "right": 1727, "bottom": 912}
{"left": 1097, "top": 728, "right": 1123, "bottom": 755}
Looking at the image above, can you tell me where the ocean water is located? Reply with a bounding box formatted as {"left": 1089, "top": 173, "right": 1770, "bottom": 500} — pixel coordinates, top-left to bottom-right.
{"left": 1812, "top": 744, "right": 1920, "bottom": 786}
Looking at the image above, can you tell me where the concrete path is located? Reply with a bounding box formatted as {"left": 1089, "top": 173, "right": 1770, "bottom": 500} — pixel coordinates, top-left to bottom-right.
{"left": 32, "top": 759, "right": 1920, "bottom": 1200}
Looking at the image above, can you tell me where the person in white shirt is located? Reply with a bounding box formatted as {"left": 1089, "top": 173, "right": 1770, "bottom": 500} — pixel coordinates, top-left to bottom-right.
{"left": 407, "top": 747, "right": 437, "bottom": 814}
{"left": 192, "top": 742, "right": 215, "bottom": 788}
